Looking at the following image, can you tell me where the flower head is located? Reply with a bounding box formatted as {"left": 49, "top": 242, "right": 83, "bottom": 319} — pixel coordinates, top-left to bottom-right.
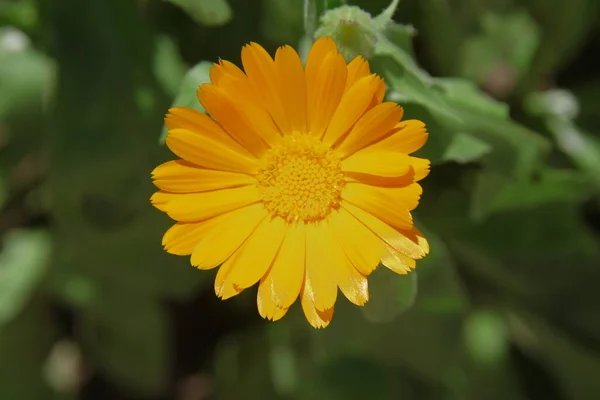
{"left": 151, "top": 37, "right": 430, "bottom": 328}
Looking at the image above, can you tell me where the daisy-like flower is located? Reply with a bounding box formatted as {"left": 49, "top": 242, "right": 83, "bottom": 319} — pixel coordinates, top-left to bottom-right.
{"left": 151, "top": 37, "right": 430, "bottom": 328}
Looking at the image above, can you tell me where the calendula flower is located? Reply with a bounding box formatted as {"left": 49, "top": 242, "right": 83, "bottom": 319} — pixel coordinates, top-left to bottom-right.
{"left": 151, "top": 37, "right": 430, "bottom": 328}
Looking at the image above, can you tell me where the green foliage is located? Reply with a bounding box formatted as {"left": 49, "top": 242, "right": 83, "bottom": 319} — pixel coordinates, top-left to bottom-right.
{"left": 167, "top": 0, "right": 232, "bottom": 27}
{"left": 1, "top": 0, "right": 599, "bottom": 399}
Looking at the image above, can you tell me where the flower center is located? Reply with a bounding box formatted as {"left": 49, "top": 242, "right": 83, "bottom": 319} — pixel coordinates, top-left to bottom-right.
{"left": 256, "top": 133, "right": 345, "bottom": 223}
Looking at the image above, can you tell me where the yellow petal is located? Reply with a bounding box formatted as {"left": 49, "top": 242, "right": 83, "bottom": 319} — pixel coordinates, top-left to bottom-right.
{"left": 190, "top": 204, "right": 266, "bottom": 269}
{"left": 304, "top": 221, "right": 338, "bottom": 311}
{"left": 301, "top": 282, "right": 334, "bottom": 329}
{"left": 307, "top": 51, "right": 347, "bottom": 139}
{"left": 262, "top": 222, "right": 305, "bottom": 308}
{"left": 165, "top": 128, "right": 259, "bottom": 174}
{"left": 241, "top": 42, "right": 291, "bottom": 134}
{"left": 381, "top": 245, "right": 416, "bottom": 274}
{"left": 341, "top": 151, "right": 412, "bottom": 178}
{"left": 322, "top": 74, "right": 380, "bottom": 146}
{"left": 275, "top": 45, "right": 307, "bottom": 133}
{"left": 342, "top": 201, "right": 428, "bottom": 259}
{"left": 197, "top": 84, "right": 272, "bottom": 156}
{"left": 336, "top": 102, "right": 404, "bottom": 158}
{"left": 214, "top": 261, "right": 242, "bottom": 299}
{"left": 342, "top": 183, "right": 421, "bottom": 231}
{"left": 162, "top": 222, "right": 208, "bottom": 256}
{"left": 334, "top": 253, "right": 369, "bottom": 306}
{"left": 329, "top": 208, "right": 382, "bottom": 275}
{"left": 257, "top": 279, "right": 289, "bottom": 321}
{"left": 216, "top": 217, "right": 287, "bottom": 299}
{"left": 150, "top": 185, "right": 261, "bottom": 222}
{"left": 365, "top": 120, "right": 428, "bottom": 155}
{"left": 411, "top": 156, "right": 431, "bottom": 181}
{"left": 344, "top": 56, "right": 370, "bottom": 93}
{"left": 152, "top": 160, "right": 255, "bottom": 193}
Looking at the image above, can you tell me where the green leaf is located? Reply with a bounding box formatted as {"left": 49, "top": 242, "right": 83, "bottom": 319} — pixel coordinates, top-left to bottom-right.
{"left": 460, "top": 10, "right": 540, "bottom": 86}
{"left": 442, "top": 132, "right": 493, "bottom": 164}
{"left": 546, "top": 118, "right": 600, "bottom": 190}
{"left": 0, "top": 230, "right": 51, "bottom": 325}
{"left": 167, "top": 0, "right": 232, "bottom": 27}
{"left": 464, "top": 310, "right": 509, "bottom": 366}
{"left": 361, "top": 268, "right": 417, "bottom": 323}
{"left": 485, "top": 168, "right": 595, "bottom": 215}
{"left": 81, "top": 292, "right": 169, "bottom": 395}
{"left": 261, "top": 0, "right": 305, "bottom": 44}
{"left": 153, "top": 35, "right": 186, "bottom": 97}
{"left": 159, "top": 61, "right": 213, "bottom": 143}
{"left": 434, "top": 78, "right": 509, "bottom": 119}
{"left": 0, "top": 29, "right": 54, "bottom": 118}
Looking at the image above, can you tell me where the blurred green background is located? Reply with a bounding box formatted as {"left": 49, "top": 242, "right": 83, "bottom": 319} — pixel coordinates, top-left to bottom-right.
{"left": 1, "top": 0, "right": 600, "bottom": 398}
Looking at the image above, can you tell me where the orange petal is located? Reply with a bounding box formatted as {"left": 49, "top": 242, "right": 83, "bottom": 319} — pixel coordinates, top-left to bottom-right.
{"left": 190, "top": 204, "right": 266, "bottom": 269}
{"left": 342, "top": 183, "right": 421, "bottom": 231}
{"left": 216, "top": 217, "right": 287, "bottom": 299}
{"left": 306, "top": 51, "right": 347, "bottom": 138}
{"left": 262, "top": 222, "right": 305, "bottom": 308}
{"left": 305, "top": 37, "right": 339, "bottom": 90}
{"left": 341, "top": 151, "right": 412, "bottom": 178}
{"left": 342, "top": 201, "right": 428, "bottom": 259}
{"left": 152, "top": 160, "right": 255, "bottom": 193}
{"left": 150, "top": 185, "right": 261, "bottom": 222}
{"left": 197, "top": 84, "right": 274, "bottom": 156}
{"left": 165, "top": 127, "right": 259, "bottom": 174}
{"left": 301, "top": 282, "right": 334, "bottom": 329}
{"left": 329, "top": 208, "right": 382, "bottom": 275}
{"left": 207, "top": 67, "right": 283, "bottom": 148}
{"left": 304, "top": 221, "right": 338, "bottom": 311}
{"left": 275, "top": 45, "right": 307, "bottom": 133}
{"left": 241, "top": 42, "right": 291, "bottom": 134}
{"left": 322, "top": 74, "right": 381, "bottom": 146}
{"left": 344, "top": 56, "right": 370, "bottom": 93}
{"left": 336, "top": 102, "right": 404, "bottom": 158}
{"left": 365, "top": 120, "right": 428, "bottom": 155}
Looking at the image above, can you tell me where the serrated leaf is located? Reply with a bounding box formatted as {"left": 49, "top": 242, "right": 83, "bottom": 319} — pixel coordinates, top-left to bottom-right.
{"left": 0, "top": 230, "right": 51, "bottom": 325}
{"left": 167, "top": 0, "right": 232, "bottom": 27}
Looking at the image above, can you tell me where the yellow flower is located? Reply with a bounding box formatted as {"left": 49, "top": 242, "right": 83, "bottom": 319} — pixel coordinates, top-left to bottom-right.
{"left": 151, "top": 37, "right": 430, "bottom": 328}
